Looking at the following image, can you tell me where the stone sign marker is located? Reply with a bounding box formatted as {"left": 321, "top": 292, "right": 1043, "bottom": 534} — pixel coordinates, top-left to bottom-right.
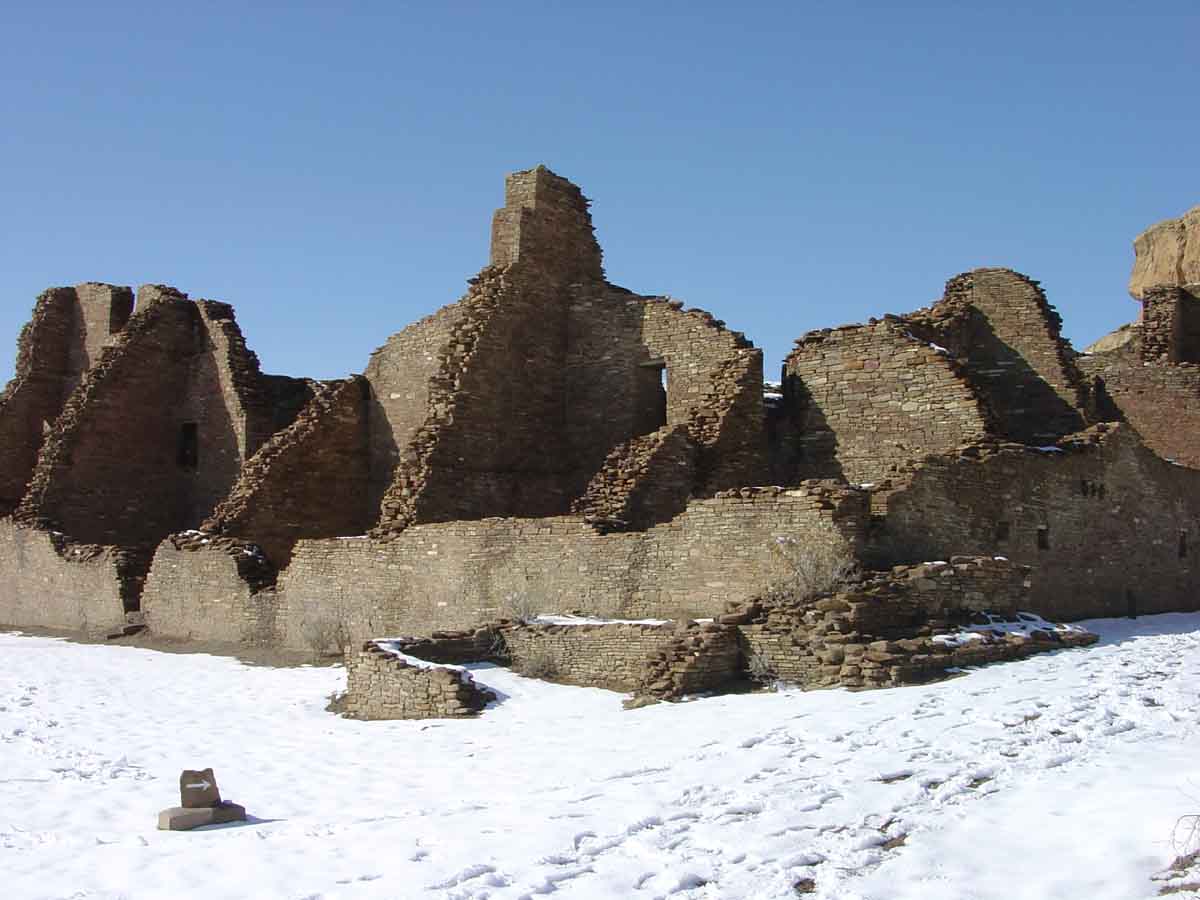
{"left": 157, "top": 768, "right": 247, "bottom": 831}
{"left": 179, "top": 767, "right": 221, "bottom": 808}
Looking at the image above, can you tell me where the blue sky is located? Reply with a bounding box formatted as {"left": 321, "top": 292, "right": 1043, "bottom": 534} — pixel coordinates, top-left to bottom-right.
{"left": 2, "top": 1, "right": 1196, "bottom": 384}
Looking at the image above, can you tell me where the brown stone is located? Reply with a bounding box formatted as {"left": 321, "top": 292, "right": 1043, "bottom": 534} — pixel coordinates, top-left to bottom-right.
{"left": 179, "top": 768, "right": 221, "bottom": 808}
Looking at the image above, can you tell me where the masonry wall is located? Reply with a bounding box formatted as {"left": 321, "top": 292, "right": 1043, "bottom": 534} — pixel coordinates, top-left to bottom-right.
{"left": 879, "top": 424, "right": 1200, "bottom": 620}
{"left": 362, "top": 303, "right": 468, "bottom": 514}
{"left": 143, "top": 485, "right": 867, "bottom": 650}
{"left": 0, "top": 519, "right": 126, "bottom": 635}
{"left": 783, "top": 321, "right": 989, "bottom": 485}
{"left": 141, "top": 538, "right": 277, "bottom": 645}
{"left": 0, "top": 284, "right": 133, "bottom": 514}
{"left": 914, "top": 269, "right": 1086, "bottom": 443}
{"left": 489, "top": 165, "right": 604, "bottom": 284}
{"left": 203, "top": 378, "right": 371, "bottom": 567}
{"left": 502, "top": 622, "right": 678, "bottom": 691}
{"left": 1077, "top": 351, "right": 1200, "bottom": 468}
{"left": 737, "top": 556, "right": 1094, "bottom": 690}
{"left": 341, "top": 643, "right": 492, "bottom": 720}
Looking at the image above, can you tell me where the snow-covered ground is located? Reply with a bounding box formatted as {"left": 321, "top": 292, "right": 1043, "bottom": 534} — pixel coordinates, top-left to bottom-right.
{"left": 3, "top": 614, "right": 1200, "bottom": 900}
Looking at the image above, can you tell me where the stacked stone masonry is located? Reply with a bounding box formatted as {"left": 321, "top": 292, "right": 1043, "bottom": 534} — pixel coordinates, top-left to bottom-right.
{"left": 341, "top": 641, "right": 494, "bottom": 720}
{"left": 0, "top": 171, "right": 1198, "bottom": 702}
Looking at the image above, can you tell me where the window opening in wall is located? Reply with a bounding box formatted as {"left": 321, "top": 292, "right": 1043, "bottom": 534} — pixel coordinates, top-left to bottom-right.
{"left": 1036, "top": 525, "right": 1049, "bottom": 551}
{"left": 177, "top": 422, "right": 199, "bottom": 469}
{"left": 634, "top": 359, "right": 668, "bottom": 437}
{"left": 1180, "top": 530, "right": 1189, "bottom": 559}
{"left": 995, "top": 521, "right": 1010, "bottom": 542}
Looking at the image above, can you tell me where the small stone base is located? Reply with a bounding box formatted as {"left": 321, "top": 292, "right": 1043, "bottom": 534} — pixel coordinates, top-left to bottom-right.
{"left": 157, "top": 802, "right": 247, "bottom": 831}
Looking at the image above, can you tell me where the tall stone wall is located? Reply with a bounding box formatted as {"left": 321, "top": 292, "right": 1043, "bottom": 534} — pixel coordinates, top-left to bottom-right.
{"left": 879, "top": 424, "right": 1200, "bottom": 620}
{"left": 15, "top": 287, "right": 204, "bottom": 545}
{"left": 202, "top": 378, "right": 372, "bottom": 566}
{"left": 489, "top": 165, "right": 604, "bottom": 284}
{"left": 0, "top": 519, "right": 125, "bottom": 635}
{"left": 66, "top": 283, "right": 134, "bottom": 398}
{"left": 0, "top": 284, "right": 133, "bottom": 514}
{"left": 1077, "top": 349, "right": 1200, "bottom": 469}
{"left": 362, "top": 302, "right": 469, "bottom": 514}
{"left": 910, "top": 268, "right": 1087, "bottom": 444}
{"left": 783, "top": 321, "right": 989, "bottom": 485}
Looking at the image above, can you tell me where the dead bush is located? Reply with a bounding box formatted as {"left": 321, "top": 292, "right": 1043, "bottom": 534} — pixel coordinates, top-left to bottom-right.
{"left": 515, "top": 646, "right": 559, "bottom": 680}
{"left": 768, "top": 523, "right": 858, "bottom": 603}
{"left": 302, "top": 615, "right": 349, "bottom": 660}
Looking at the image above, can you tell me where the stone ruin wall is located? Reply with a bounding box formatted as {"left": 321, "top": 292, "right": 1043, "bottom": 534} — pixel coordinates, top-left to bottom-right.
{"left": 782, "top": 320, "right": 989, "bottom": 486}
{"left": 341, "top": 642, "right": 493, "bottom": 720}
{"left": 141, "top": 484, "right": 868, "bottom": 651}
{"left": 202, "top": 377, "right": 372, "bottom": 568}
{"left": 489, "top": 165, "right": 604, "bottom": 285}
{"left": 0, "top": 518, "right": 126, "bottom": 635}
{"left": 566, "top": 285, "right": 767, "bottom": 523}
{"left": 738, "top": 556, "right": 1094, "bottom": 690}
{"left": 362, "top": 302, "right": 469, "bottom": 515}
{"left": 880, "top": 424, "right": 1200, "bottom": 620}
{"left": 0, "top": 284, "right": 133, "bottom": 514}
{"left": 906, "top": 268, "right": 1086, "bottom": 444}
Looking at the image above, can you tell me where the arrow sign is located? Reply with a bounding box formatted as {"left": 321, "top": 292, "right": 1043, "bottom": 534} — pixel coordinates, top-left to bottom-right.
{"left": 185, "top": 780, "right": 211, "bottom": 791}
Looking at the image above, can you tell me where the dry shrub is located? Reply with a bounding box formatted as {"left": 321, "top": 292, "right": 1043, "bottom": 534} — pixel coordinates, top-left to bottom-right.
{"left": 767, "top": 522, "right": 858, "bottom": 603}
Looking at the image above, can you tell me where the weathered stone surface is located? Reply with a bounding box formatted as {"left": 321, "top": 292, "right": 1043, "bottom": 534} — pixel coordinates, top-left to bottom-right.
{"left": 157, "top": 802, "right": 246, "bottom": 831}
{"left": 180, "top": 768, "right": 221, "bottom": 808}
{"left": 1129, "top": 205, "right": 1200, "bottom": 299}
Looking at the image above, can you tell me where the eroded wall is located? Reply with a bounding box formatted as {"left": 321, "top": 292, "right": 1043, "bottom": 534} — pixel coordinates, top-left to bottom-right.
{"left": 0, "top": 519, "right": 125, "bottom": 634}
{"left": 879, "top": 424, "right": 1200, "bottom": 620}
{"left": 0, "top": 284, "right": 133, "bottom": 513}
{"left": 141, "top": 485, "right": 867, "bottom": 650}
{"left": 783, "top": 321, "right": 989, "bottom": 485}
{"left": 913, "top": 269, "right": 1086, "bottom": 443}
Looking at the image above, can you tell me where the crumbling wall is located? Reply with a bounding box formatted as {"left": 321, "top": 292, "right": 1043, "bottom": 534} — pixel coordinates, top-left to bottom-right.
{"left": 571, "top": 424, "right": 695, "bottom": 528}
{"left": 501, "top": 621, "right": 680, "bottom": 692}
{"left": 202, "top": 378, "right": 371, "bottom": 567}
{"left": 373, "top": 265, "right": 571, "bottom": 534}
{"left": 0, "top": 519, "right": 126, "bottom": 635}
{"left": 0, "top": 284, "right": 133, "bottom": 514}
{"left": 489, "top": 165, "right": 604, "bottom": 284}
{"left": 912, "top": 269, "right": 1086, "bottom": 443}
{"left": 736, "top": 556, "right": 1094, "bottom": 689}
{"left": 15, "top": 286, "right": 286, "bottom": 553}
{"left": 783, "top": 321, "right": 989, "bottom": 485}
{"left": 142, "top": 485, "right": 864, "bottom": 650}
{"left": 362, "top": 302, "right": 469, "bottom": 513}
{"left": 341, "top": 642, "right": 493, "bottom": 720}
{"left": 65, "top": 283, "right": 135, "bottom": 397}
{"left": 563, "top": 288, "right": 767, "bottom": 516}
{"left": 140, "top": 536, "right": 278, "bottom": 645}
{"left": 641, "top": 300, "right": 766, "bottom": 491}
{"left": 1077, "top": 349, "right": 1200, "bottom": 468}
{"left": 15, "top": 287, "right": 204, "bottom": 544}
{"left": 879, "top": 424, "right": 1200, "bottom": 620}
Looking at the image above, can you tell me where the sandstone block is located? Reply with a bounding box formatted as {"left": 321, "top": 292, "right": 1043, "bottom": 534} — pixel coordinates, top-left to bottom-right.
{"left": 158, "top": 802, "right": 247, "bottom": 831}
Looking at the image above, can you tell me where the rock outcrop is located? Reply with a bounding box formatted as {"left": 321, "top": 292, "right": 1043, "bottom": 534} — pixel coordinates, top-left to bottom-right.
{"left": 1129, "top": 205, "right": 1200, "bottom": 299}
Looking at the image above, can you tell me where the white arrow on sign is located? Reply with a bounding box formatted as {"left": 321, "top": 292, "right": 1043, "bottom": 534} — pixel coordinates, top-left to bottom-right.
{"left": 185, "top": 780, "right": 212, "bottom": 791}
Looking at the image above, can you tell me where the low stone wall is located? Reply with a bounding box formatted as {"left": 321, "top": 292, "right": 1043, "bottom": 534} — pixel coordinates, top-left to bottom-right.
{"left": 269, "top": 485, "right": 866, "bottom": 651}
{"left": 638, "top": 622, "right": 742, "bottom": 699}
{"left": 141, "top": 536, "right": 278, "bottom": 646}
{"left": 340, "top": 641, "right": 494, "bottom": 720}
{"left": 735, "top": 556, "right": 1095, "bottom": 690}
{"left": 502, "top": 622, "right": 678, "bottom": 692}
{"left": 0, "top": 519, "right": 126, "bottom": 635}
